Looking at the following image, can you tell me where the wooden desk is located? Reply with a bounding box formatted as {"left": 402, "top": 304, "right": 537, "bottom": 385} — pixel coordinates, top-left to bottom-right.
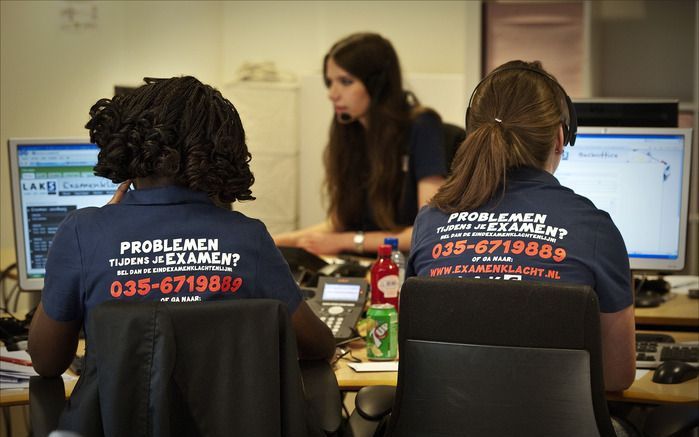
{"left": 334, "top": 346, "right": 396, "bottom": 391}
{"left": 635, "top": 293, "right": 699, "bottom": 329}
{"left": 608, "top": 331, "right": 699, "bottom": 405}
{"left": 333, "top": 332, "right": 699, "bottom": 406}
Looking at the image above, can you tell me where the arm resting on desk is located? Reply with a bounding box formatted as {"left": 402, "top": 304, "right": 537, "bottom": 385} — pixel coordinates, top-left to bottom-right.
{"left": 28, "top": 303, "right": 81, "bottom": 377}
{"left": 275, "top": 222, "right": 413, "bottom": 255}
{"left": 272, "top": 175, "right": 444, "bottom": 255}
{"left": 601, "top": 305, "right": 636, "bottom": 392}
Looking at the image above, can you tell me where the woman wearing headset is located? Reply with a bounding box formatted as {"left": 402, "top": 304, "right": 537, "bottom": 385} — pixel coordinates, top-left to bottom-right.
{"left": 407, "top": 60, "right": 636, "bottom": 391}
{"left": 274, "top": 33, "right": 447, "bottom": 255}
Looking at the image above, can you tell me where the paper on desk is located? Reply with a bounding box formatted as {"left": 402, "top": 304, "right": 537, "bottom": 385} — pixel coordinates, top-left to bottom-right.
{"left": 635, "top": 369, "right": 650, "bottom": 380}
{"left": 665, "top": 275, "right": 699, "bottom": 294}
{"left": 1, "top": 347, "right": 77, "bottom": 390}
{"left": 1, "top": 347, "right": 36, "bottom": 389}
{"left": 348, "top": 361, "right": 399, "bottom": 372}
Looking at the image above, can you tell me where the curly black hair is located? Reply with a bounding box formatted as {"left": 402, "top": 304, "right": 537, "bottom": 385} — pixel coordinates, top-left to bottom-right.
{"left": 85, "top": 76, "right": 254, "bottom": 203}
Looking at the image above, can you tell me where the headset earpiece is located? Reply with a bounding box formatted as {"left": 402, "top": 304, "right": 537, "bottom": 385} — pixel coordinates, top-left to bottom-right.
{"left": 564, "top": 94, "right": 577, "bottom": 146}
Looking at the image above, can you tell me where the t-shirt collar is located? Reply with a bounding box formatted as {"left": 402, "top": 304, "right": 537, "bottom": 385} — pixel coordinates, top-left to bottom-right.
{"left": 508, "top": 166, "right": 561, "bottom": 187}
{"left": 119, "top": 185, "right": 213, "bottom": 206}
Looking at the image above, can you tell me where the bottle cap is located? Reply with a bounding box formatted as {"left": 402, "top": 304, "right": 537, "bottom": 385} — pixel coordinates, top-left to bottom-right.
{"left": 383, "top": 237, "right": 398, "bottom": 250}
{"left": 377, "top": 244, "right": 392, "bottom": 257}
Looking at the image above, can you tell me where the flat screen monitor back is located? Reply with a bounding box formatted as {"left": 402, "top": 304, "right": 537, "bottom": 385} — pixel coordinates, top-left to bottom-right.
{"left": 573, "top": 99, "right": 679, "bottom": 128}
{"left": 8, "top": 138, "right": 118, "bottom": 291}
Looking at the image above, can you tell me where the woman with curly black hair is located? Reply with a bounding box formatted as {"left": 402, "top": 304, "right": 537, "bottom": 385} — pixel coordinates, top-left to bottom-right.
{"left": 28, "top": 76, "right": 335, "bottom": 378}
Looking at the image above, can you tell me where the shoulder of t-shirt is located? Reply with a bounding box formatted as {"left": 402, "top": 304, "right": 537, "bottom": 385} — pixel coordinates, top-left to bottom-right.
{"left": 415, "top": 203, "right": 437, "bottom": 220}
{"left": 413, "top": 205, "right": 443, "bottom": 239}
{"left": 548, "top": 184, "right": 618, "bottom": 229}
{"left": 221, "top": 210, "right": 278, "bottom": 243}
{"left": 225, "top": 209, "right": 267, "bottom": 228}
{"left": 549, "top": 183, "right": 601, "bottom": 212}
{"left": 65, "top": 206, "right": 101, "bottom": 224}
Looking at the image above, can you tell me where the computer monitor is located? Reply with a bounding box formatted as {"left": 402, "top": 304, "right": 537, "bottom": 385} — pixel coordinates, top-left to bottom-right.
{"left": 8, "top": 138, "right": 119, "bottom": 291}
{"left": 555, "top": 127, "right": 693, "bottom": 272}
{"left": 573, "top": 99, "right": 679, "bottom": 128}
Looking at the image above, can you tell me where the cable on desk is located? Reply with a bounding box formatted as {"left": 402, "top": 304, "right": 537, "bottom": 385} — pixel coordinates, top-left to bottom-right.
{"left": 332, "top": 347, "right": 362, "bottom": 365}
{"left": 0, "top": 263, "right": 18, "bottom": 313}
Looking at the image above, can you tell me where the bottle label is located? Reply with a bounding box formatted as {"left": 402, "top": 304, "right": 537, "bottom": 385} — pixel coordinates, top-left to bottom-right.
{"left": 377, "top": 275, "right": 400, "bottom": 298}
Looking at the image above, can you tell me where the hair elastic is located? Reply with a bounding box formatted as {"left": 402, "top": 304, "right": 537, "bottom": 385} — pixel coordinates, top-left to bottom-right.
{"left": 494, "top": 118, "right": 503, "bottom": 123}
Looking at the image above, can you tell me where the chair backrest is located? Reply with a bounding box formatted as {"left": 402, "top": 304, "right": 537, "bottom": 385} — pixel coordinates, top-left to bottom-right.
{"left": 386, "top": 277, "right": 615, "bottom": 437}
{"left": 59, "top": 299, "right": 311, "bottom": 437}
{"left": 441, "top": 122, "right": 466, "bottom": 173}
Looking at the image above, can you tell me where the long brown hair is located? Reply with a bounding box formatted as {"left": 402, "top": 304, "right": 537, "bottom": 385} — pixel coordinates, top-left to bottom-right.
{"left": 430, "top": 60, "right": 570, "bottom": 213}
{"left": 323, "top": 33, "right": 413, "bottom": 231}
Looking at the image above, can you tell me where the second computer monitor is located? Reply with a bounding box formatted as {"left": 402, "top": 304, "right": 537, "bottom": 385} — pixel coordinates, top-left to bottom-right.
{"left": 555, "top": 127, "right": 693, "bottom": 272}
{"left": 8, "top": 138, "right": 119, "bottom": 291}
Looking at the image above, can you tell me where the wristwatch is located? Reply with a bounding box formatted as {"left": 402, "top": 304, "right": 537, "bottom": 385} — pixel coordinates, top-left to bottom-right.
{"left": 353, "top": 231, "right": 365, "bottom": 254}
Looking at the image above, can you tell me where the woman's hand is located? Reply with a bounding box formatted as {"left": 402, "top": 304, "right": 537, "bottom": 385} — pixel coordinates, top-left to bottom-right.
{"left": 297, "top": 231, "right": 350, "bottom": 255}
{"left": 108, "top": 180, "right": 132, "bottom": 205}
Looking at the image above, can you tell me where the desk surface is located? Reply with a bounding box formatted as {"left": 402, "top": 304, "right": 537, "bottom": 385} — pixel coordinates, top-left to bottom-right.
{"left": 634, "top": 275, "right": 699, "bottom": 328}
{"left": 635, "top": 293, "right": 699, "bottom": 328}
{"left": 333, "top": 331, "right": 699, "bottom": 406}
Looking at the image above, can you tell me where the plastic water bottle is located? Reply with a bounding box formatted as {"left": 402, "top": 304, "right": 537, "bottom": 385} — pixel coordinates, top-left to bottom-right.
{"left": 384, "top": 237, "right": 406, "bottom": 288}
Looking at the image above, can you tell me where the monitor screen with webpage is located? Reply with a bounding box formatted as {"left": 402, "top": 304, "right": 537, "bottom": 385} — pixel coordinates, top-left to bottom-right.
{"left": 8, "top": 138, "right": 119, "bottom": 291}
{"left": 555, "top": 127, "right": 693, "bottom": 272}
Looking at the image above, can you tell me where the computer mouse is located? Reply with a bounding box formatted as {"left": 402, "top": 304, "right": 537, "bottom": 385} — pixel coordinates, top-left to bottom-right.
{"left": 635, "top": 292, "right": 663, "bottom": 308}
{"left": 652, "top": 360, "right": 699, "bottom": 384}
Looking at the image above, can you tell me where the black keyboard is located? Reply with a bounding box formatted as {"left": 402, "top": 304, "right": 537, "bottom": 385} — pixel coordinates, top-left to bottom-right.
{"left": 636, "top": 338, "right": 699, "bottom": 369}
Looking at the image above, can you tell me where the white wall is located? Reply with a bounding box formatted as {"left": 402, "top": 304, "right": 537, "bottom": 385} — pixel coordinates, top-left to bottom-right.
{"left": 0, "top": 1, "right": 223, "bottom": 271}
{"left": 221, "top": 1, "right": 478, "bottom": 79}
{"left": 1, "top": 0, "right": 482, "bottom": 277}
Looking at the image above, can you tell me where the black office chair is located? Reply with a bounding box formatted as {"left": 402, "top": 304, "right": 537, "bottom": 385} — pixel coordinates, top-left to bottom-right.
{"left": 349, "top": 277, "right": 632, "bottom": 437}
{"left": 30, "top": 299, "right": 342, "bottom": 437}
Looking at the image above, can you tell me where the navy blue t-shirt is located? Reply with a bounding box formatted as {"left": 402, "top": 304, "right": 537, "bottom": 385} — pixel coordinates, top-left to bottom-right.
{"left": 357, "top": 111, "right": 447, "bottom": 231}
{"left": 407, "top": 167, "right": 632, "bottom": 313}
{"left": 41, "top": 186, "right": 302, "bottom": 324}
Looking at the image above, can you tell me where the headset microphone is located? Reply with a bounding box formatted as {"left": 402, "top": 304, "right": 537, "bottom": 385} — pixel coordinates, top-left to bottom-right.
{"left": 338, "top": 112, "right": 353, "bottom": 124}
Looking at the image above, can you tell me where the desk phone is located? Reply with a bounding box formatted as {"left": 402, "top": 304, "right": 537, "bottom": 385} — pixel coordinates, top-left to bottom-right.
{"left": 307, "top": 276, "right": 368, "bottom": 342}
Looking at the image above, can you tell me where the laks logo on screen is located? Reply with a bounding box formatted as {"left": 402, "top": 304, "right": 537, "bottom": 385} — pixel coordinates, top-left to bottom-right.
{"left": 22, "top": 180, "right": 57, "bottom": 195}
